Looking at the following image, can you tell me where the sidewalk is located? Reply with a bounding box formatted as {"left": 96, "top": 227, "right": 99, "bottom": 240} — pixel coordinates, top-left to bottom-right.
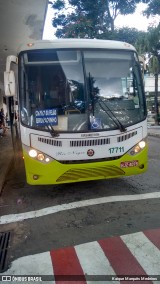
{"left": 147, "top": 125, "right": 160, "bottom": 138}
{"left": 0, "top": 130, "right": 14, "bottom": 194}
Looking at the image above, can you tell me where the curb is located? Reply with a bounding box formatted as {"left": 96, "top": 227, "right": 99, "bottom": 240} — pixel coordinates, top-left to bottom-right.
{"left": 0, "top": 155, "right": 14, "bottom": 195}
{"left": 148, "top": 132, "right": 160, "bottom": 138}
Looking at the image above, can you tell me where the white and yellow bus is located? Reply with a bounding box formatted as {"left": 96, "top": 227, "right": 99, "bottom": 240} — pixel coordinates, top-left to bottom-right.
{"left": 4, "top": 39, "right": 148, "bottom": 185}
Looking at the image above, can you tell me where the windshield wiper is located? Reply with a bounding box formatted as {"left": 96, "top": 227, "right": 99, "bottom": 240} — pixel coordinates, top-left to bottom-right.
{"left": 98, "top": 97, "right": 127, "bottom": 132}
{"left": 44, "top": 114, "right": 59, "bottom": 137}
{"left": 46, "top": 123, "right": 59, "bottom": 138}
{"left": 88, "top": 72, "right": 95, "bottom": 116}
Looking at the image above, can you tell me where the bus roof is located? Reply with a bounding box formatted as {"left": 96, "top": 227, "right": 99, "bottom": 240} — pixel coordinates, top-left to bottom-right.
{"left": 18, "top": 38, "right": 136, "bottom": 53}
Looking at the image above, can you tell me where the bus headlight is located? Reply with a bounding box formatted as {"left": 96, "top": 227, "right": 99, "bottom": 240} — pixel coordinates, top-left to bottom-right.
{"left": 37, "top": 153, "right": 45, "bottom": 161}
{"left": 129, "top": 139, "right": 146, "bottom": 156}
{"left": 29, "top": 149, "right": 37, "bottom": 158}
{"left": 23, "top": 145, "right": 53, "bottom": 164}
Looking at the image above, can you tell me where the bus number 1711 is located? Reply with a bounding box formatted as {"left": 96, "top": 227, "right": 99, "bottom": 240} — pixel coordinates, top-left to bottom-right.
{"left": 108, "top": 147, "right": 124, "bottom": 154}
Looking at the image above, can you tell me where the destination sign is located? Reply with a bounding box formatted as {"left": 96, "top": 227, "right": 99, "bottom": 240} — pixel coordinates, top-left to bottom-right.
{"left": 35, "top": 108, "right": 58, "bottom": 126}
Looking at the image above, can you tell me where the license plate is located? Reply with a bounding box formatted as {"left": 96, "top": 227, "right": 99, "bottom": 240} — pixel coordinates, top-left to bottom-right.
{"left": 120, "top": 160, "right": 139, "bottom": 168}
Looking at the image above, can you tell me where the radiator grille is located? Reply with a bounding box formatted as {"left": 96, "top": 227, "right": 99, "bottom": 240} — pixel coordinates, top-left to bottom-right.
{"left": 70, "top": 138, "right": 110, "bottom": 147}
{"left": 117, "top": 131, "right": 137, "bottom": 142}
{"left": 56, "top": 166, "right": 125, "bottom": 182}
{"left": 37, "top": 131, "right": 137, "bottom": 147}
{"left": 38, "top": 137, "right": 62, "bottom": 147}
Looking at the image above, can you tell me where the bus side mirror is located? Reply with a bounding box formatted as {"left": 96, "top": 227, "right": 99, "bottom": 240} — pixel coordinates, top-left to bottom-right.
{"left": 4, "top": 70, "right": 16, "bottom": 96}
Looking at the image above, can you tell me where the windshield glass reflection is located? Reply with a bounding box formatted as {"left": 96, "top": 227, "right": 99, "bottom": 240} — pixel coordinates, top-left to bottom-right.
{"left": 19, "top": 49, "right": 145, "bottom": 133}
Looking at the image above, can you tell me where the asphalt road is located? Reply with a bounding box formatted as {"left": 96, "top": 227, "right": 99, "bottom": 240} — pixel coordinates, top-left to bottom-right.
{"left": 0, "top": 136, "right": 160, "bottom": 267}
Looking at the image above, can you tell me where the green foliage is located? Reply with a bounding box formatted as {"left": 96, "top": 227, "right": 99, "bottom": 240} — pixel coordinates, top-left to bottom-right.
{"left": 134, "top": 23, "right": 160, "bottom": 71}
{"left": 49, "top": 0, "right": 159, "bottom": 63}
{"left": 50, "top": 0, "right": 147, "bottom": 38}
{"left": 112, "top": 28, "right": 147, "bottom": 46}
{"left": 134, "top": 32, "right": 149, "bottom": 54}
{"left": 138, "top": 22, "right": 160, "bottom": 123}
{"left": 149, "top": 56, "right": 159, "bottom": 73}
{"left": 143, "top": 0, "right": 160, "bottom": 16}
{"left": 147, "top": 23, "right": 160, "bottom": 57}
{"left": 141, "top": 24, "right": 160, "bottom": 75}
{"left": 51, "top": 0, "right": 65, "bottom": 10}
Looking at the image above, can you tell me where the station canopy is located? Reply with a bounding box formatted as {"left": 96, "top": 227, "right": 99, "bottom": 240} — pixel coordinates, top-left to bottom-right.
{"left": 0, "top": 0, "right": 48, "bottom": 91}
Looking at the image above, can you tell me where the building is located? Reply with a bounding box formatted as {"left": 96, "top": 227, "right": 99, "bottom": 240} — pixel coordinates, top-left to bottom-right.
{"left": 144, "top": 74, "right": 160, "bottom": 112}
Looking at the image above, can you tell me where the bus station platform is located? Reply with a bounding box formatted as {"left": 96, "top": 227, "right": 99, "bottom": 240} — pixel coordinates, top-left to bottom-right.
{"left": 0, "top": 126, "right": 160, "bottom": 194}
{"left": 0, "top": 130, "right": 13, "bottom": 194}
{"left": 147, "top": 126, "right": 160, "bottom": 138}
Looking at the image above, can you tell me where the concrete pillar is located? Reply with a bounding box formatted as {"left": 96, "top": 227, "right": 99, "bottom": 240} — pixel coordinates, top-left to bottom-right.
{"left": 0, "top": 89, "right": 3, "bottom": 109}
{"left": 0, "top": 89, "right": 8, "bottom": 117}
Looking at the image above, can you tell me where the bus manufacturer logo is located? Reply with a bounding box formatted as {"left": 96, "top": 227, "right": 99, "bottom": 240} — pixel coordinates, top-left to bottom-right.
{"left": 87, "top": 149, "right": 95, "bottom": 157}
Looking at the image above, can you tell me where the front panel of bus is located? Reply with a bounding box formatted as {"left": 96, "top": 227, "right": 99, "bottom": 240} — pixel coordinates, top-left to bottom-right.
{"left": 18, "top": 48, "right": 148, "bottom": 185}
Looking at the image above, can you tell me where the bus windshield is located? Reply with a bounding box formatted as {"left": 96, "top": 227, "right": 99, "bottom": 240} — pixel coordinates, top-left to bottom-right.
{"left": 19, "top": 49, "right": 146, "bottom": 133}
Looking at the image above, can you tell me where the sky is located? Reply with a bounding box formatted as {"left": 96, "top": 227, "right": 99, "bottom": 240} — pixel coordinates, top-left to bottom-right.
{"left": 43, "top": 3, "right": 160, "bottom": 39}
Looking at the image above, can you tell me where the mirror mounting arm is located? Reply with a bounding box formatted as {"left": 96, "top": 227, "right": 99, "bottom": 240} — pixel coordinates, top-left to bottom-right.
{"left": 4, "top": 55, "right": 18, "bottom": 97}
{"left": 6, "top": 55, "right": 18, "bottom": 72}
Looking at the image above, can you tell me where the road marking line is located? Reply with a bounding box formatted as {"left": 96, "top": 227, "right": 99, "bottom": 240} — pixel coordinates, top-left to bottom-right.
{"left": 99, "top": 236, "right": 152, "bottom": 283}
{"left": 144, "top": 228, "right": 160, "bottom": 249}
{"left": 2, "top": 229, "right": 160, "bottom": 280}
{"left": 1, "top": 191, "right": 160, "bottom": 225}
{"left": 121, "top": 232, "right": 160, "bottom": 283}
{"left": 75, "top": 241, "right": 119, "bottom": 284}
{"left": 50, "top": 247, "right": 86, "bottom": 284}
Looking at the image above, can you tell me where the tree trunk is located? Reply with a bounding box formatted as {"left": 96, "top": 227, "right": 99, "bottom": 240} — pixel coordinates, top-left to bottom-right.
{"left": 154, "top": 73, "right": 159, "bottom": 125}
{"left": 110, "top": 18, "right": 114, "bottom": 32}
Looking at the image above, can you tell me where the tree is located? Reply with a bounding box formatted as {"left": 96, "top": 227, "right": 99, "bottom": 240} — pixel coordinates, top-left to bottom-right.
{"left": 50, "top": 0, "right": 148, "bottom": 38}
{"left": 112, "top": 28, "right": 147, "bottom": 46}
{"left": 143, "top": 0, "right": 160, "bottom": 16}
{"left": 150, "top": 56, "right": 160, "bottom": 124}
{"left": 147, "top": 24, "right": 160, "bottom": 124}
{"left": 136, "top": 24, "right": 160, "bottom": 124}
